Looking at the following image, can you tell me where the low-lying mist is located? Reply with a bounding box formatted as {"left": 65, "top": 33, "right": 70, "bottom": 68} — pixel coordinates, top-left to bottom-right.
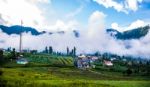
{"left": 0, "top": 11, "right": 150, "bottom": 59}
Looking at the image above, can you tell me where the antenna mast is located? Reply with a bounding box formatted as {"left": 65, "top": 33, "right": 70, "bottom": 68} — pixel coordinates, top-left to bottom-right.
{"left": 19, "top": 20, "right": 23, "bottom": 53}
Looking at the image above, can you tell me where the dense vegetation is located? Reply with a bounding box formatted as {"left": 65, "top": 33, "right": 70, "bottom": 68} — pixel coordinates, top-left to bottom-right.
{"left": 107, "top": 25, "right": 150, "bottom": 40}
{"left": 0, "top": 49, "right": 150, "bottom": 87}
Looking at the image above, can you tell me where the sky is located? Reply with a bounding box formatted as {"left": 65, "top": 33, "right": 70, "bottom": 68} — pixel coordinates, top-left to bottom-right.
{"left": 0, "top": 0, "right": 150, "bottom": 31}
{"left": 0, "top": 0, "right": 150, "bottom": 58}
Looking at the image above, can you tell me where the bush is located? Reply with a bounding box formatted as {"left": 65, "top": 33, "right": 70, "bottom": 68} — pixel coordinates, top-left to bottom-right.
{"left": 0, "top": 69, "right": 3, "bottom": 76}
{"left": 18, "top": 72, "right": 25, "bottom": 76}
{"left": 126, "top": 68, "right": 132, "bottom": 76}
{"left": 34, "top": 74, "right": 41, "bottom": 79}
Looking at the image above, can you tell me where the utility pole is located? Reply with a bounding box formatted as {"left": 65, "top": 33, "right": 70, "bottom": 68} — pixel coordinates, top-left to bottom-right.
{"left": 19, "top": 20, "right": 23, "bottom": 54}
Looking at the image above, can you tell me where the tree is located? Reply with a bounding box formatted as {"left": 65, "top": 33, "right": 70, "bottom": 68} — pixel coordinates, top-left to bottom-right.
{"left": 94, "top": 52, "right": 99, "bottom": 56}
{"left": 70, "top": 49, "right": 74, "bottom": 56}
{"left": 7, "top": 47, "right": 11, "bottom": 52}
{"left": 45, "top": 46, "right": 48, "bottom": 53}
{"left": 73, "top": 46, "right": 76, "bottom": 57}
{"left": 126, "top": 68, "right": 132, "bottom": 76}
{"left": 67, "top": 47, "right": 69, "bottom": 56}
{"left": 30, "top": 50, "right": 37, "bottom": 54}
{"left": 0, "top": 69, "right": 3, "bottom": 76}
{"left": 146, "top": 61, "right": 150, "bottom": 75}
{"left": 49, "top": 46, "right": 53, "bottom": 54}
{"left": 146, "top": 61, "right": 149, "bottom": 66}
{"left": 0, "top": 49, "right": 3, "bottom": 58}
{"left": 0, "top": 49, "right": 4, "bottom": 64}
{"left": 11, "top": 48, "right": 16, "bottom": 59}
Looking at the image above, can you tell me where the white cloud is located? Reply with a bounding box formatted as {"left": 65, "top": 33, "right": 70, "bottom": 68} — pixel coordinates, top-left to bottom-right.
{"left": 89, "top": 11, "right": 106, "bottom": 24}
{"left": 93, "top": 0, "right": 143, "bottom": 13}
{"left": 66, "top": 0, "right": 89, "bottom": 19}
{"left": 127, "top": 20, "right": 145, "bottom": 29}
{"left": 0, "top": 0, "right": 49, "bottom": 31}
{"left": 111, "top": 22, "right": 120, "bottom": 30}
{"left": 88, "top": 11, "right": 106, "bottom": 37}
{"left": 27, "top": 0, "right": 50, "bottom": 3}
{"left": 125, "top": 0, "right": 143, "bottom": 11}
{"left": 93, "top": 0, "right": 125, "bottom": 12}
{"left": 111, "top": 22, "right": 124, "bottom": 32}
{"left": 43, "top": 20, "right": 80, "bottom": 32}
{"left": 111, "top": 20, "right": 146, "bottom": 32}
{"left": 66, "top": 6, "right": 84, "bottom": 18}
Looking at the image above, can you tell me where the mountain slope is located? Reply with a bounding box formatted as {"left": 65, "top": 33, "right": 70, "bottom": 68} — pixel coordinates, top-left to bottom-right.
{"left": 0, "top": 25, "right": 80, "bottom": 38}
{"left": 0, "top": 25, "right": 45, "bottom": 35}
{"left": 107, "top": 25, "right": 150, "bottom": 40}
{"left": 1, "top": 25, "right": 149, "bottom": 39}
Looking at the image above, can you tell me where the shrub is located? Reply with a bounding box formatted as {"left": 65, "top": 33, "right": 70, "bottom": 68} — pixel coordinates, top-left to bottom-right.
{"left": 0, "top": 69, "right": 3, "bottom": 76}
{"left": 34, "top": 74, "right": 41, "bottom": 79}
{"left": 126, "top": 68, "right": 132, "bottom": 76}
{"left": 18, "top": 72, "right": 25, "bottom": 76}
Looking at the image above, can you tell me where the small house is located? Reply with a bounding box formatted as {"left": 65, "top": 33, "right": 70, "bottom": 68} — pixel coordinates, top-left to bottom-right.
{"left": 110, "top": 57, "right": 116, "bottom": 61}
{"left": 16, "top": 57, "right": 28, "bottom": 64}
{"left": 104, "top": 60, "right": 113, "bottom": 66}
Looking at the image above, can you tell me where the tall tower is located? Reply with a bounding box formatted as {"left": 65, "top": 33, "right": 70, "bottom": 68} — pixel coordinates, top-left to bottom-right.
{"left": 19, "top": 20, "right": 23, "bottom": 53}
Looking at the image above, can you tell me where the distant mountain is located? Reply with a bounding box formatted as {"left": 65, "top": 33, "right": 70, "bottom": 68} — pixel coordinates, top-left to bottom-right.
{"left": 0, "top": 25, "right": 80, "bottom": 37}
{"left": 0, "top": 25, "right": 45, "bottom": 35}
{"left": 2, "top": 24, "right": 148, "bottom": 39}
{"left": 107, "top": 25, "right": 150, "bottom": 40}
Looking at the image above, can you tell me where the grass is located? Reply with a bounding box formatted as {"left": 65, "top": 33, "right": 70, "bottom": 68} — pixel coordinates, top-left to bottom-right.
{"left": 0, "top": 67, "right": 150, "bottom": 87}
{"left": 0, "top": 53, "right": 150, "bottom": 87}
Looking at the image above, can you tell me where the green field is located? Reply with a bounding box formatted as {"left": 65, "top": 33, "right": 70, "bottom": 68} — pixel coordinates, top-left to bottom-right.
{"left": 0, "top": 53, "right": 150, "bottom": 87}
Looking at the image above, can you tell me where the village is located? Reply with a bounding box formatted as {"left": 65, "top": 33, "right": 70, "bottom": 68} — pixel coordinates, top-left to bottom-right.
{"left": 1, "top": 46, "right": 149, "bottom": 77}
{"left": 74, "top": 54, "right": 113, "bottom": 69}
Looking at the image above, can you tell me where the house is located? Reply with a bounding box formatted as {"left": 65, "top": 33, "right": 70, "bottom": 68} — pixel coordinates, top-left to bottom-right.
{"left": 91, "top": 56, "right": 98, "bottom": 60}
{"left": 128, "top": 61, "right": 132, "bottom": 66}
{"left": 122, "top": 59, "right": 127, "bottom": 62}
{"left": 74, "top": 54, "right": 98, "bottom": 69}
{"left": 104, "top": 60, "right": 113, "bottom": 66}
{"left": 16, "top": 58, "right": 28, "bottom": 64}
{"left": 16, "top": 55, "right": 28, "bottom": 64}
{"left": 110, "top": 57, "right": 116, "bottom": 61}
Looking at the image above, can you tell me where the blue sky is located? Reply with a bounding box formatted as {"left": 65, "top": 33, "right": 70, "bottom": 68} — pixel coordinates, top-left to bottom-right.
{"left": 0, "top": 0, "right": 150, "bottom": 31}
{"left": 42, "top": 0, "right": 150, "bottom": 29}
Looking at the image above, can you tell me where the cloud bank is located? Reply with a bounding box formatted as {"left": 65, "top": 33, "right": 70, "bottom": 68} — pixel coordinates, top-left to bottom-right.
{"left": 0, "top": 10, "right": 150, "bottom": 59}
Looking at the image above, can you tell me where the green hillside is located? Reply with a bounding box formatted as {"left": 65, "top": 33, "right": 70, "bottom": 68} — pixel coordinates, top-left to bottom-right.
{"left": 0, "top": 53, "right": 150, "bottom": 87}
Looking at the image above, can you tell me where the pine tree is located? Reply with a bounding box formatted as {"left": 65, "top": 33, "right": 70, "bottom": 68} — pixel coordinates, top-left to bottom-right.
{"left": 67, "top": 47, "right": 69, "bottom": 56}
{"left": 45, "top": 46, "right": 48, "bottom": 53}
{"left": 73, "top": 46, "right": 76, "bottom": 57}
{"left": 0, "top": 49, "right": 4, "bottom": 64}
{"left": 49, "top": 46, "right": 53, "bottom": 54}
{"left": 70, "top": 49, "right": 74, "bottom": 56}
{"left": 7, "top": 47, "right": 11, "bottom": 52}
{"left": 11, "top": 48, "right": 16, "bottom": 59}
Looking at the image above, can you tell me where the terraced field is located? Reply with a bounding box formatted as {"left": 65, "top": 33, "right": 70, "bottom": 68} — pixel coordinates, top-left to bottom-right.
{"left": 25, "top": 54, "right": 73, "bottom": 66}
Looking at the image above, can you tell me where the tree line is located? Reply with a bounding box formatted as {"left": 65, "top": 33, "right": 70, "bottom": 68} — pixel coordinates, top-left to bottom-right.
{"left": 44, "top": 46, "right": 76, "bottom": 57}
